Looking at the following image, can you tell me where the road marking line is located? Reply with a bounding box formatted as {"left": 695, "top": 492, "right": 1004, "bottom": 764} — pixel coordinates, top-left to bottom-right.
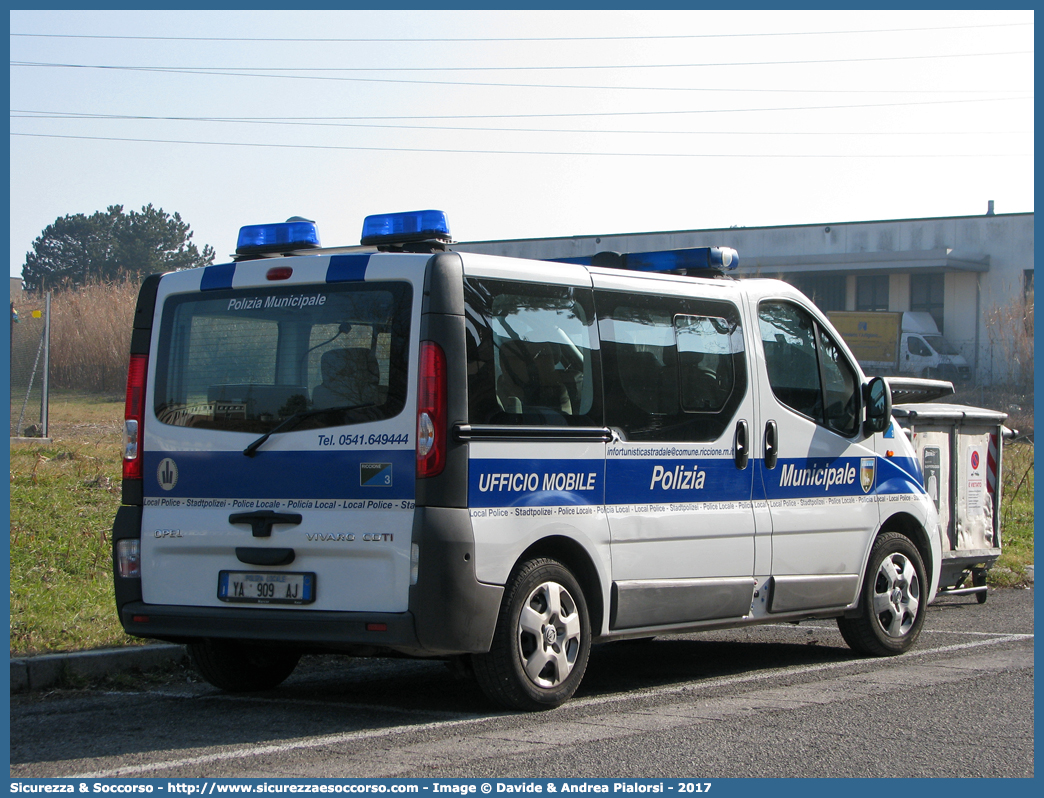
{"left": 70, "top": 632, "right": 1032, "bottom": 779}
{"left": 766, "top": 622, "right": 1034, "bottom": 638}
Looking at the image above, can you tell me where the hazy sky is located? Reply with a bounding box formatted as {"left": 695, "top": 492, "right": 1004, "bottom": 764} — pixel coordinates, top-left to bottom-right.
{"left": 8, "top": 9, "right": 1035, "bottom": 280}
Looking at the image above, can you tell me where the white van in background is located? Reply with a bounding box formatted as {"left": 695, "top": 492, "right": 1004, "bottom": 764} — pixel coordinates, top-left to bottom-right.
{"left": 828, "top": 310, "right": 970, "bottom": 381}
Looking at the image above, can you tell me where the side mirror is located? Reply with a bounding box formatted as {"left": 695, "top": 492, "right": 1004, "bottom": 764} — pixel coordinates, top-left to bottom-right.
{"left": 863, "top": 376, "right": 892, "bottom": 435}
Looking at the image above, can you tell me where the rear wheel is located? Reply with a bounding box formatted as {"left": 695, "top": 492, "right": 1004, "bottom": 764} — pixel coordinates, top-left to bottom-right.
{"left": 473, "top": 558, "right": 591, "bottom": 711}
{"left": 188, "top": 638, "right": 301, "bottom": 692}
{"left": 838, "top": 531, "right": 927, "bottom": 656}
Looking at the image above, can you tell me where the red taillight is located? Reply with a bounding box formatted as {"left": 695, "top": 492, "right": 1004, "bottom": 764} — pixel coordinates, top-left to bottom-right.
{"left": 123, "top": 353, "right": 148, "bottom": 480}
{"left": 416, "top": 341, "right": 447, "bottom": 478}
{"left": 266, "top": 266, "right": 293, "bottom": 281}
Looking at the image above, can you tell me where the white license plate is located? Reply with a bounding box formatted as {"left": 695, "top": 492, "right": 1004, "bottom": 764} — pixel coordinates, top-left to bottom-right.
{"left": 218, "top": 571, "right": 315, "bottom": 605}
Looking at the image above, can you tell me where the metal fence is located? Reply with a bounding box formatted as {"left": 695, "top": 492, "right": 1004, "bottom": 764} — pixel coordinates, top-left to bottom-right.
{"left": 10, "top": 292, "right": 50, "bottom": 438}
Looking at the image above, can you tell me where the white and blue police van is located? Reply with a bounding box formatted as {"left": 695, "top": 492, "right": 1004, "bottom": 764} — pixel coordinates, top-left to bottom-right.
{"left": 113, "top": 210, "right": 942, "bottom": 710}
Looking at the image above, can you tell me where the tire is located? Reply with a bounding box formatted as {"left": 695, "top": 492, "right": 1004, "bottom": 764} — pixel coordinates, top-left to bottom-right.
{"left": 838, "top": 531, "right": 927, "bottom": 656}
{"left": 187, "top": 638, "right": 301, "bottom": 692}
{"left": 472, "top": 558, "right": 591, "bottom": 711}
{"left": 973, "top": 568, "right": 988, "bottom": 604}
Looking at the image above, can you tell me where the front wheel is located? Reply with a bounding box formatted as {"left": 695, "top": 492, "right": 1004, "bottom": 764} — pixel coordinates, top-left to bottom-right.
{"left": 473, "top": 558, "right": 591, "bottom": 711}
{"left": 838, "top": 531, "right": 927, "bottom": 656}
{"left": 188, "top": 638, "right": 301, "bottom": 692}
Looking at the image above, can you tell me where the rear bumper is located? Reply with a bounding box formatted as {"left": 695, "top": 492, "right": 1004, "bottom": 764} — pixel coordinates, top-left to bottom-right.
{"left": 118, "top": 602, "right": 425, "bottom": 652}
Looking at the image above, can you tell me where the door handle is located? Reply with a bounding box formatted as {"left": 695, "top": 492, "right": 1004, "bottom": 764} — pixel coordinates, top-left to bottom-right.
{"left": 735, "top": 419, "right": 749, "bottom": 470}
{"left": 764, "top": 420, "right": 778, "bottom": 469}
{"left": 229, "top": 511, "right": 303, "bottom": 538}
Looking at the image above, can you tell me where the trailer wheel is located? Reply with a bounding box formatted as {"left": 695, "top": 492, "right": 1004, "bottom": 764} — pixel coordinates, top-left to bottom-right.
{"left": 838, "top": 532, "right": 927, "bottom": 656}
{"left": 188, "top": 638, "right": 301, "bottom": 692}
{"left": 472, "top": 558, "right": 591, "bottom": 711}
{"left": 973, "top": 568, "right": 988, "bottom": 604}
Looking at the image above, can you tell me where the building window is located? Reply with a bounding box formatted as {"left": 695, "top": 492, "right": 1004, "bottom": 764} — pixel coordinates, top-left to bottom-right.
{"left": 910, "top": 273, "right": 945, "bottom": 333}
{"left": 787, "top": 274, "right": 846, "bottom": 312}
{"left": 856, "top": 275, "right": 889, "bottom": 312}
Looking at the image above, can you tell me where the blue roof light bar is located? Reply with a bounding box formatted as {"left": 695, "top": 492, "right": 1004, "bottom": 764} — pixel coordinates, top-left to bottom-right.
{"left": 361, "top": 210, "right": 452, "bottom": 247}
{"left": 236, "top": 219, "right": 321, "bottom": 257}
{"left": 554, "top": 246, "right": 739, "bottom": 273}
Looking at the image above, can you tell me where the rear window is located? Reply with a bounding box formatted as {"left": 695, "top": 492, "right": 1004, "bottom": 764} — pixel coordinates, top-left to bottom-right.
{"left": 154, "top": 281, "right": 412, "bottom": 433}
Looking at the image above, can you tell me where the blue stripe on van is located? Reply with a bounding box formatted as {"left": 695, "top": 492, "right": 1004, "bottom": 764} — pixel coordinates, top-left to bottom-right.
{"left": 326, "top": 254, "right": 370, "bottom": 283}
{"left": 468, "top": 456, "right": 753, "bottom": 508}
{"left": 607, "top": 457, "right": 752, "bottom": 504}
{"left": 469, "top": 455, "right": 924, "bottom": 509}
{"left": 875, "top": 455, "right": 925, "bottom": 496}
{"left": 469, "top": 459, "right": 604, "bottom": 508}
{"left": 143, "top": 449, "right": 415, "bottom": 501}
{"left": 200, "top": 262, "right": 236, "bottom": 291}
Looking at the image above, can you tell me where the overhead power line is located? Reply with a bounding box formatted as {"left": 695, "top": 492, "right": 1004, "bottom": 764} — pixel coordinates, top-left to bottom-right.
{"left": 10, "top": 109, "right": 1034, "bottom": 137}
{"left": 10, "top": 50, "right": 1034, "bottom": 92}
{"left": 7, "top": 51, "right": 1037, "bottom": 73}
{"left": 10, "top": 132, "right": 1033, "bottom": 159}
{"left": 7, "top": 22, "right": 1033, "bottom": 43}
{"left": 11, "top": 105, "right": 1033, "bottom": 123}
{"left": 7, "top": 96, "right": 1031, "bottom": 121}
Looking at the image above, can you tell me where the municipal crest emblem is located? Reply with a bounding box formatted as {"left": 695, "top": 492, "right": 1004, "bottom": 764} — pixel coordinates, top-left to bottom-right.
{"left": 860, "top": 457, "right": 876, "bottom": 494}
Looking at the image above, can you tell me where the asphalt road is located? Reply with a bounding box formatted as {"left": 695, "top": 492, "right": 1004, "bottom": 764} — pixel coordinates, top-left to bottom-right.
{"left": 10, "top": 587, "right": 1034, "bottom": 779}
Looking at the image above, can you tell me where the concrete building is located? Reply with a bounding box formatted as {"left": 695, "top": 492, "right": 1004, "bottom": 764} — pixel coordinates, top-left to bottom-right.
{"left": 456, "top": 207, "right": 1033, "bottom": 386}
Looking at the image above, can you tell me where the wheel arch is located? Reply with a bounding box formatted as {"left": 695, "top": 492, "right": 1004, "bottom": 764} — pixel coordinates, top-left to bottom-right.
{"left": 879, "top": 511, "right": 935, "bottom": 592}
{"left": 515, "top": 535, "right": 605, "bottom": 638}
{"left": 848, "top": 511, "right": 936, "bottom": 617}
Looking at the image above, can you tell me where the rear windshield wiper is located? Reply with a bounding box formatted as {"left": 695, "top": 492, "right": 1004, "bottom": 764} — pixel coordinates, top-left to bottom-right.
{"left": 243, "top": 404, "right": 371, "bottom": 457}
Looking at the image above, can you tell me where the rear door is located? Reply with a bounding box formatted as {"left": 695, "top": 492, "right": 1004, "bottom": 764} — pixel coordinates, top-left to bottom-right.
{"left": 139, "top": 253, "right": 424, "bottom": 613}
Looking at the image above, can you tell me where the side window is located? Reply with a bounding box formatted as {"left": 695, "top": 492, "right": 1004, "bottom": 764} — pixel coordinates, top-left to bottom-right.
{"left": 758, "top": 301, "right": 860, "bottom": 437}
{"left": 465, "top": 278, "right": 600, "bottom": 426}
{"left": 817, "top": 326, "right": 860, "bottom": 437}
{"left": 597, "top": 290, "right": 747, "bottom": 442}
{"left": 907, "top": 337, "right": 931, "bottom": 357}
{"left": 675, "top": 315, "right": 737, "bottom": 413}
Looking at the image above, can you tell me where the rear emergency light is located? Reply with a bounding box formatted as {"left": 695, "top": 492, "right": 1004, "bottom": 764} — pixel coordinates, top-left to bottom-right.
{"left": 554, "top": 246, "right": 740, "bottom": 273}
{"left": 416, "top": 341, "right": 447, "bottom": 478}
{"left": 361, "top": 210, "right": 452, "bottom": 246}
{"left": 123, "top": 353, "right": 148, "bottom": 480}
{"left": 236, "top": 218, "right": 321, "bottom": 256}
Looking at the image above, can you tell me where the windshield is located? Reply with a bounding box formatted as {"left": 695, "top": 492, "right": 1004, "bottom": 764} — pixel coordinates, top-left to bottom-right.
{"left": 154, "top": 281, "right": 412, "bottom": 434}
{"left": 923, "top": 335, "right": 959, "bottom": 355}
